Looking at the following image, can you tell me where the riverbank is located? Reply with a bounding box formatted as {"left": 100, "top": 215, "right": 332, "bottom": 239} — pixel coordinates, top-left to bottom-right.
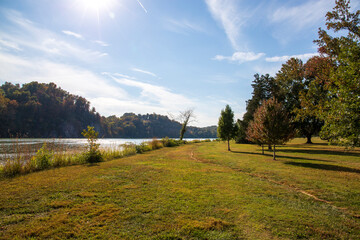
{"left": 1, "top": 139, "right": 359, "bottom": 239}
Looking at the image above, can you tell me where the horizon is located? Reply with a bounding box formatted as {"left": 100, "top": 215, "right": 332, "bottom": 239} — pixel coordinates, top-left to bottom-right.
{"left": 1, "top": 0, "right": 359, "bottom": 127}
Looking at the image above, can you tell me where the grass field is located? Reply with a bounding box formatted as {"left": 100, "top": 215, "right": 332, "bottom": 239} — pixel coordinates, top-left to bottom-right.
{"left": 1, "top": 139, "right": 360, "bottom": 239}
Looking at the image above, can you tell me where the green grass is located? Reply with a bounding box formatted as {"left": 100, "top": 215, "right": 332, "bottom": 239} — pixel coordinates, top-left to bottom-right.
{"left": 0, "top": 139, "right": 359, "bottom": 239}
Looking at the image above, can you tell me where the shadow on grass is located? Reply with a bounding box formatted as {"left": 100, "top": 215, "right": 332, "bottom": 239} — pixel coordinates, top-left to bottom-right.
{"left": 279, "top": 149, "right": 360, "bottom": 158}
{"left": 230, "top": 151, "right": 333, "bottom": 162}
{"left": 86, "top": 163, "right": 100, "bottom": 167}
{"left": 284, "top": 161, "right": 360, "bottom": 174}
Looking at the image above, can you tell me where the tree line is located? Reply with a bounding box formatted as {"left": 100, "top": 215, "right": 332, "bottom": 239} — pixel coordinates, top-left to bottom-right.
{"left": 218, "top": 0, "right": 360, "bottom": 157}
{"left": 0, "top": 82, "right": 217, "bottom": 138}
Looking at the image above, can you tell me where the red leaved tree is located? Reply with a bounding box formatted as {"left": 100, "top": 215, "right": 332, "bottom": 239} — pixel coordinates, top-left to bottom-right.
{"left": 246, "top": 98, "right": 294, "bottom": 160}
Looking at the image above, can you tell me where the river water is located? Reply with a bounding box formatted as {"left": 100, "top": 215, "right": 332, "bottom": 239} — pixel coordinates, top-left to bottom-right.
{"left": 0, "top": 138, "right": 212, "bottom": 163}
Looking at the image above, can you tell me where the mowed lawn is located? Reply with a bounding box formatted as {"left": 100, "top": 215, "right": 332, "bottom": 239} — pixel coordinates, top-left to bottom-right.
{"left": 1, "top": 139, "right": 360, "bottom": 239}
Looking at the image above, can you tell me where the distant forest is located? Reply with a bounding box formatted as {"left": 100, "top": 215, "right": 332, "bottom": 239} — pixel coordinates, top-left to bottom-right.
{"left": 0, "top": 82, "right": 217, "bottom": 138}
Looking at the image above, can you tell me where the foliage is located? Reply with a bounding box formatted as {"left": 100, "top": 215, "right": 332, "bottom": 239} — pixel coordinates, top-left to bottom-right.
{"left": 0, "top": 82, "right": 101, "bottom": 138}
{"left": 217, "top": 105, "right": 237, "bottom": 151}
{"left": 161, "top": 137, "right": 182, "bottom": 147}
{"left": 237, "top": 74, "right": 278, "bottom": 144}
{"left": 275, "top": 58, "right": 324, "bottom": 144}
{"left": 82, "top": 126, "right": 103, "bottom": 163}
{"left": 315, "top": 0, "right": 360, "bottom": 147}
{"left": 247, "top": 98, "right": 294, "bottom": 159}
{"left": 32, "top": 143, "right": 52, "bottom": 170}
{"left": 1, "top": 158, "right": 23, "bottom": 177}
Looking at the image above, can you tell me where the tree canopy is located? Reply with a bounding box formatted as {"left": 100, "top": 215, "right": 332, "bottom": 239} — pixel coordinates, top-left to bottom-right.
{"left": 247, "top": 98, "right": 294, "bottom": 160}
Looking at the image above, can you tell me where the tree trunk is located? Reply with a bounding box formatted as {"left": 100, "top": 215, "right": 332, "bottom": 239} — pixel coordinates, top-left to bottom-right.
{"left": 273, "top": 144, "right": 276, "bottom": 160}
{"left": 306, "top": 135, "right": 313, "bottom": 144}
{"left": 261, "top": 145, "right": 264, "bottom": 155}
{"left": 227, "top": 139, "right": 231, "bottom": 151}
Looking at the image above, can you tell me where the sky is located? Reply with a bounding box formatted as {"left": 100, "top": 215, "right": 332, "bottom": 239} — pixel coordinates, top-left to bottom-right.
{"left": 0, "top": 0, "right": 359, "bottom": 127}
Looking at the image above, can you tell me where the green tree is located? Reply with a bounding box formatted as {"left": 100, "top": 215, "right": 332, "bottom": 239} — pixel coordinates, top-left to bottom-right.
{"left": 237, "top": 74, "right": 278, "bottom": 143}
{"left": 246, "top": 98, "right": 294, "bottom": 160}
{"left": 218, "top": 105, "right": 237, "bottom": 151}
{"left": 315, "top": 0, "right": 360, "bottom": 146}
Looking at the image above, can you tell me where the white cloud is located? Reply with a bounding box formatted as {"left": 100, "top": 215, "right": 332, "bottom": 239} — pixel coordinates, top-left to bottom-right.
{"left": 165, "top": 19, "right": 205, "bottom": 34}
{"left": 0, "top": 52, "right": 126, "bottom": 99}
{"left": 0, "top": 38, "right": 22, "bottom": 51}
{"left": 213, "top": 51, "right": 265, "bottom": 63}
{"left": 269, "top": 0, "right": 332, "bottom": 43}
{"left": 109, "top": 74, "right": 194, "bottom": 109}
{"left": 205, "top": 0, "right": 256, "bottom": 50}
{"left": 265, "top": 52, "right": 319, "bottom": 63}
{"left": 94, "top": 40, "right": 109, "bottom": 47}
{"left": 62, "top": 30, "right": 83, "bottom": 39}
{"left": 270, "top": 0, "right": 331, "bottom": 31}
{"left": 131, "top": 68, "right": 157, "bottom": 77}
{"left": 1, "top": 10, "right": 107, "bottom": 62}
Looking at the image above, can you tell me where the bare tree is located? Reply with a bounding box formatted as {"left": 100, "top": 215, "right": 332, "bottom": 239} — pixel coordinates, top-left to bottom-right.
{"left": 177, "top": 109, "right": 196, "bottom": 140}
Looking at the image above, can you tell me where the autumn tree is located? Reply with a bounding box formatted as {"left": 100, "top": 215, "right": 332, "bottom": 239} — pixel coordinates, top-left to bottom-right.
{"left": 218, "top": 105, "right": 237, "bottom": 151}
{"left": 246, "top": 98, "right": 294, "bottom": 160}
{"left": 315, "top": 0, "right": 360, "bottom": 146}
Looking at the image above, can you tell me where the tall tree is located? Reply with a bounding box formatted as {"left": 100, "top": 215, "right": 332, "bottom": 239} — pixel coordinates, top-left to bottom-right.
{"left": 218, "top": 105, "right": 237, "bottom": 151}
{"left": 246, "top": 98, "right": 294, "bottom": 160}
{"left": 236, "top": 74, "right": 278, "bottom": 143}
{"left": 315, "top": 0, "right": 360, "bottom": 146}
{"left": 276, "top": 57, "right": 326, "bottom": 144}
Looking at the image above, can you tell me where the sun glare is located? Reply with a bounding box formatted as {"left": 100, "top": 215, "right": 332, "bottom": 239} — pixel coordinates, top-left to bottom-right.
{"left": 78, "top": 0, "right": 114, "bottom": 12}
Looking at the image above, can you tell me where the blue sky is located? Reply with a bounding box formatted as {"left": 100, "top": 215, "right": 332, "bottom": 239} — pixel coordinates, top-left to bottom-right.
{"left": 0, "top": 0, "right": 358, "bottom": 127}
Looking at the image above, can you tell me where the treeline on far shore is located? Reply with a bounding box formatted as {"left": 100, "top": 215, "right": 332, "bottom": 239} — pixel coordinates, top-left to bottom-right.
{"left": 0, "top": 81, "right": 217, "bottom": 138}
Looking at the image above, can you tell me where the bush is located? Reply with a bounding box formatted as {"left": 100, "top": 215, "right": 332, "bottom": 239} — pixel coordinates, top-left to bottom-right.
{"left": 32, "top": 143, "right": 52, "bottom": 170}
{"left": 161, "top": 137, "right": 181, "bottom": 147}
{"left": 84, "top": 150, "right": 103, "bottom": 163}
{"left": 136, "top": 142, "right": 152, "bottom": 153}
{"left": 82, "top": 126, "right": 103, "bottom": 163}
{"left": 150, "top": 138, "right": 163, "bottom": 150}
{"left": 2, "top": 158, "right": 23, "bottom": 177}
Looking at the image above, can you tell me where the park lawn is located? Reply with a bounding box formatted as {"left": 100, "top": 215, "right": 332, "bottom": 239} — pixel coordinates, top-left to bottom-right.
{"left": 0, "top": 139, "right": 359, "bottom": 239}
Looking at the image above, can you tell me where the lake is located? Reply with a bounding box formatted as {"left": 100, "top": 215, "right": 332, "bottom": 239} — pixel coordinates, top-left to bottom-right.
{"left": 0, "top": 138, "right": 213, "bottom": 163}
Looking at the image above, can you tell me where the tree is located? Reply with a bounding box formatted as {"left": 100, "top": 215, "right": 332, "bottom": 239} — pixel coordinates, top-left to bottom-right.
{"left": 178, "top": 109, "right": 196, "bottom": 140}
{"left": 237, "top": 74, "right": 278, "bottom": 143}
{"left": 218, "top": 105, "right": 237, "bottom": 151}
{"left": 275, "top": 57, "right": 327, "bottom": 144}
{"left": 315, "top": 0, "right": 360, "bottom": 147}
{"left": 246, "top": 98, "right": 294, "bottom": 160}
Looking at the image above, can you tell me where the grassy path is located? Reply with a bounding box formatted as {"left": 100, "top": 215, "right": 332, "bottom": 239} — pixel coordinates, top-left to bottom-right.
{"left": 1, "top": 140, "right": 360, "bottom": 239}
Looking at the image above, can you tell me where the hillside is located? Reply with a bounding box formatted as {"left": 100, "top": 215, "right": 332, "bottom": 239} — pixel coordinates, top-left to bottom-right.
{"left": 0, "top": 82, "right": 217, "bottom": 138}
{"left": 1, "top": 139, "right": 359, "bottom": 239}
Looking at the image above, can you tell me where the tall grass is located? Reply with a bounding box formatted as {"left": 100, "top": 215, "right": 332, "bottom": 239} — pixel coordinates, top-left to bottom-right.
{"left": 0, "top": 138, "right": 214, "bottom": 178}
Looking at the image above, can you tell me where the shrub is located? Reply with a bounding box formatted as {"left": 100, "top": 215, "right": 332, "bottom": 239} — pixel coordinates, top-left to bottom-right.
{"left": 150, "top": 138, "right": 163, "bottom": 150}
{"left": 82, "top": 126, "right": 103, "bottom": 163}
{"left": 161, "top": 137, "right": 181, "bottom": 147}
{"left": 32, "top": 143, "right": 52, "bottom": 170}
{"left": 2, "top": 158, "right": 23, "bottom": 177}
{"left": 135, "top": 142, "right": 152, "bottom": 153}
